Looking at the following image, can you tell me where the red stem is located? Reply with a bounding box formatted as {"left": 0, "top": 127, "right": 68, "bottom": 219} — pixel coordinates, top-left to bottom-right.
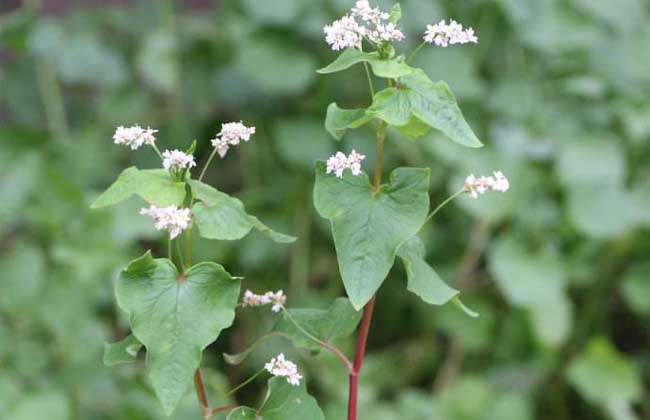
{"left": 193, "top": 368, "right": 211, "bottom": 420}
{"left": 347, "top": 295, "right": 376, "bottom": 420}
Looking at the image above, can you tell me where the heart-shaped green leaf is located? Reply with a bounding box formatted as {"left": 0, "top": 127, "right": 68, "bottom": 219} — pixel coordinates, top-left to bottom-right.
{"left": 397, "top": 236, "right": 459, "bottom": 306}
{"left": 367, "top": 69, "right": 482, "bottom": 147}
{"left": 103, "top": 334, "right": 143, "bottom": 366}
{"left": 228, "top": 377, "right": 324, "bottom": 420}
{"left": 318, "top": 48, "right": 414, "bottom": 78}
{"left": 314, "top": 162, "right": 430, "bottom": 309}
{"left": 189, "top": 180, "right": 296, "bottom": 243}
{"left": 324, "top": 103, "right": 373, "bottom": 140}
{"left": 116, "top": 251, "right": 240, "bottom": 415}
{"left": 91, "top": 167, "right": 186, "bottom": 208}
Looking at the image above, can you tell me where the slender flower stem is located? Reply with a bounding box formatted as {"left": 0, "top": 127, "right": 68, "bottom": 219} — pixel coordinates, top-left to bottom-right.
{"left": 281, "top": 308, "right": 353, "bottom": 372}
{"left": 362, "top": 62, "right": 375, "bottom": 98}
{"left": 193, "top": 369, "right": 211, "bottom": 420}
{"left": 406, "top": 41, "right": 427, "bottom": 64}
{"left": 151, "top": 143, "right": 164, "bottom": 161}
{"left": 198, "top": 147, "right": 219, "bottom": 182}
{"left": 371, "top": 123, "right": 387, "bottom": 193}
{"left": 348, "top": 295, "right": 376, "bottom": 420}
{"left": 227, "top": 368, "right": 266, "bottom": 396}
{"left": 167, "top": 237, "right": 172, "bottom": 261}
{"left": 176, "top": 238, "right": 186, "bottom": 271}
{"left": 424, "top": 188, "right": 466, "bottom": 224}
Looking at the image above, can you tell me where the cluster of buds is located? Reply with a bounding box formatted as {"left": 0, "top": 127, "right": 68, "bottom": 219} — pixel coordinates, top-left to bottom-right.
{"left": 139, "top": 205, "right": 191, "bottom": 239}
{"left": 324, "top": 1, "right": 404, "bottom": 51}
{"left": 113, "top": 125, "right": 157, "bottom": 150}
{"left": 265, "top": 353, "right": 302, "bottom": 386}
{"left": 424, "top": 19, "right": 478, "bottom": 47}
{"left": 211, "top": 121, "right": 256, "bottom": 158}
{"left": 463, "top": 171, "right": 509, "bottom": 199}
{"left": 326, "top": 150, "right": 366, "bottom": 178}
{"left": 242, "top": 290, "right": 286, "bottom": 313}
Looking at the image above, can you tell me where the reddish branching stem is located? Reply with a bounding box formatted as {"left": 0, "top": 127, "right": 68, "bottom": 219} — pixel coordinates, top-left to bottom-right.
{"left": 347, "top": 296, "right": 376, "bottom": 420}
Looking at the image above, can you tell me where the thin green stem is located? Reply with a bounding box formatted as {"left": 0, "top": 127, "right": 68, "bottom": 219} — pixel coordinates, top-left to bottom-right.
{"left": 198, "top": 147, "right": 219, "bottom": 182}
{"left": 406, "top": 41, "right": 427, "bottom": 64}
{"left": 424, "top": 188, "right": 465, "bottom": 224}
{"left": 281, "top": 307, "right": 353, "bottom": 372}
{"left": 175, "top": 238, "right": 186, "bottom": 271}
{"left": 362, "top": 62, "right": 375, "bottom": 98}
{"left": 227, "top": 368, "right": 266, "bottom": 396}
{"left": 372, "top": 123, "right": 387, "bottom": 192}
{"left": 150, "top": 143, "right": 164, "bottom": 161}
{"left": 167, "top": 237, "right": 172, "bottom": 261}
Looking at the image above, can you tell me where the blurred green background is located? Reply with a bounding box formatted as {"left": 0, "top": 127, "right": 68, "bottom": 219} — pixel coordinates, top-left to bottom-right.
{"left": 1, "top": 0, "right": 650, "bottom": 419}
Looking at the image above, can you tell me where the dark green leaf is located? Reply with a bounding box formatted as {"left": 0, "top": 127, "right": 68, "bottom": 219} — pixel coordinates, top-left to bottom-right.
{"left": 273, "top": 298, "right": 362, "bottom": 352}
{"left": 227, "top": 407, "right": 258, "bottom": 419}
{"left": 397, "top": 237, "right": 459, "bottom": 306}
{"left": 324, "top": 103, "right": 373, "bottom": 140}
{"left": 91, "top": 167, "right": 186, "bottom": 209}
{"left": 314, "top": 162, "right": 430, "bottom": 309}
{"left": 189, "top": 180, "right": 296, "bottom": 243}
{"left": 116, "top": 251, "right": 241, "bottom": 415}
{"left": 317, "top": 48, "right": 414, "bottom": 78}
{"left": 103, "top": 334, "right": 143, "bottom": 366}
{"left": 367, "top": 69, "right": 482, "bottom": 146}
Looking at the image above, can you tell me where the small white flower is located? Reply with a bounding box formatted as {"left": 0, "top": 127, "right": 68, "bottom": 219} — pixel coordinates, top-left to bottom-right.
{"left": 265, "top": 353, "right": 302, "bottom": 386}
{"left": 139, "top": 205, "right": 191, "bottom": 239}
{"left": 162, "top": 149, "right": 196, "bottom": 171}
{"left": 326, "top": 150, "right": 366, "bottom": 178}
{"left": 424, "top": 19, "right": 478, "bottom": 47}
{"left": 113, "top": 125, "right": 157, "bottom": 150}
{"left": 463, "top": 171, "right": 509, "bottom": 199}
{"left": 324, "top": 15, "right": 364, "bottom": 51}
{"left": 210, "top": 121, "right": 256, "bottom": 158}
{"left": 351, "top": 1, "right": 388, "bottom": 24}
{"left": 242, "top": 289, "right": 286, "bottom": 312}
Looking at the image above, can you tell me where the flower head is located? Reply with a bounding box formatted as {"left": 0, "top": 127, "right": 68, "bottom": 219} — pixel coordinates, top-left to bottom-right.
{"left": 326, "top": 149, "right": 366, "bottom": 178}
{"left": 463, "top": 171, "right": 509, "bottom": 199}
{"left": 424, "top": 19, "right": 477, "bottom": 47}
{"left": 265, "top": 353, "right": 302, "bottom": 386}
{"left": 242, "top": 290, "right": 286, "bottom": 313}
{"left": 211, "top": 121, "right": 256, "bottom": 158}
{"left": 162, "top": 150, "right": 196, "bottom": 171}
{"left": 139, "top": 205, "right": 191, "bottom": 239}
{"left": 324, "top": 1, "right": 404, "bottom": 50}
{"left": 113, "top": 125, "right": 157, "bottom": 150}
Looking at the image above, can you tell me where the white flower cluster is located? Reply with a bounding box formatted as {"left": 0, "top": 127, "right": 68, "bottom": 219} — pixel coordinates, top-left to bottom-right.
{"left": 113, "top": 125, "right": 157, "bottom": 150}
{"left": 162, "top": 150, "right": 196, "bottom": 172}
{"left": 139, "top": 205, "right": 191, "bottom": 239}
{"left": 326, "top": 149, "right": 366, "bottom": 178}
{"left": 211, "top": 121, "right": 256, "bottom": 158}
{"left": 463, "top": 171, "right": 509, "bottom": 199}
{"left": 424, "top": 19, "right": 478, "bottom": 47}
{"left": 242, "top": 289, "right": 286, "bottom": 313}
{"left": 324, "top": 1, "right": 404, "bottom": 51}
{"left": 265, "top": 353, "right": 302, "bottom": 386}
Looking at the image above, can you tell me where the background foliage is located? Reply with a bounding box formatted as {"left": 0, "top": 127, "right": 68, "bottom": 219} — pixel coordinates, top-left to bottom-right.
{"left": 1, "top": 0, "right": 650, "bottom": 419}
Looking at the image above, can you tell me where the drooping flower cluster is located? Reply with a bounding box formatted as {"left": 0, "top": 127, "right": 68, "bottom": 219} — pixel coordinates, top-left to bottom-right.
{"left": 326, "top": 149, "right": 366, "bottom": 178}
{"left": 424, "top": 19, "right": 478, "bottom": 47}
{"left": 139, "top": 205, "right": 191, "bottom": 239}
{"left": 265, "top": 353, "right": 302, "bottom": 386}
{"left": 323, "top": 1, "right": 404, "bottom": 51}
{"left": 242, "top": 290, "right": 286, "bottom": 313}
{"left": 113, "top": 125, "right": 157, "bottom": 150}
{"left": 210, "top": 121, "right": 256, "bottom": 158}
{"left": 162, "top": 150, "right": 196, "bottom": 172}
{"left": 463, "top": 171, "right": 509, "bottom": 199}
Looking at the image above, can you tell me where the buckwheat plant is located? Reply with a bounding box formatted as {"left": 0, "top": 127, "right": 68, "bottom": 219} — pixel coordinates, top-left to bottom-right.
{"left": 98, "top": 2, "right": 511, "bottom": 419}
{"left": 97, "top": 122, "right": 336, "bottom": 418}
{"left": 317, "top": 2, "right": 508, "bottom": 419}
